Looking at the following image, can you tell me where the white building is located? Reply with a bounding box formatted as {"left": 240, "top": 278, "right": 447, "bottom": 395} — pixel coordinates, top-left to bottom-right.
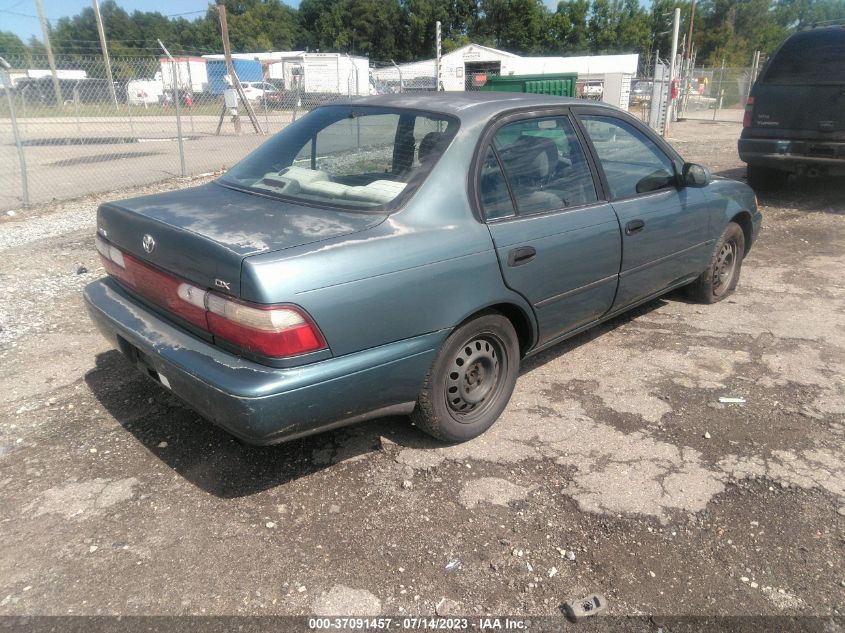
{"left": 371, "top": 44, "right": 639, "bottom": 107}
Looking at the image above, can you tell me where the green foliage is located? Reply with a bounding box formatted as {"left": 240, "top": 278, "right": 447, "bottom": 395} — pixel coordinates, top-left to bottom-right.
{"left": 0, "top": 31, "right": 29, "bottom": 57}
{"left": 9, "top": 0, "right": 843, "bottom": 69}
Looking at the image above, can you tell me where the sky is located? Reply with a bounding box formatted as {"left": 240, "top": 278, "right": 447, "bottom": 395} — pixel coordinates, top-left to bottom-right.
{"left": 3, "top": 0, "right": 561, "bottom": 43}
{"left": 1, "top": 0, "right": 297, "bottom": 41}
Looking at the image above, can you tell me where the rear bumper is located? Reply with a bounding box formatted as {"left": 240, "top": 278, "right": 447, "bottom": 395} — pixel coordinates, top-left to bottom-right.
{"left": 738, "top": 138, "right": 845, "bottom": 173}
{"left": 84, "top": 278, "right": 445, "bottom": 445}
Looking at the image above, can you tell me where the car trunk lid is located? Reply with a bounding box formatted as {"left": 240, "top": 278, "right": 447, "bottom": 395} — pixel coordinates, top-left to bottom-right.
{"left": 97, "top": 182, "right": 386, "bottom": 297}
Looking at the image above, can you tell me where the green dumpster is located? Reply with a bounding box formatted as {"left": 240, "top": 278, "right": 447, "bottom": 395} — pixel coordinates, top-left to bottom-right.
{"left": 480, "top": 73, "right": 577, "bottom": 97}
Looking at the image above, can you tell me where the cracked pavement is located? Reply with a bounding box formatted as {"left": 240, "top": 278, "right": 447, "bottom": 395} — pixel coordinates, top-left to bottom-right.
{"left": 0, "top": 119, "right": 843, "bottom": 617}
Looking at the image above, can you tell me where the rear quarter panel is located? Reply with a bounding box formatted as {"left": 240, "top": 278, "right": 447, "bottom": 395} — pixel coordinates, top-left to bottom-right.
{"left": 241, "top": 126, "right": 537, "bottom": 358}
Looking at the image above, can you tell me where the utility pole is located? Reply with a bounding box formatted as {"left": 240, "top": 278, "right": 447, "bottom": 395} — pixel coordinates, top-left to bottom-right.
{"left": 685, "top": 0, "right": 696, "bottom": 61}
{"left": 216, "top": 3, "right": 260, "bottom": 133}
{"left": 665, "top": 7, "right": 681, "bottom": 137}
{"left": 92, "top": 0, "right": 119, "bottom": 111}
{"left": 34, "top": 0, "right": 63, "bottom": 109}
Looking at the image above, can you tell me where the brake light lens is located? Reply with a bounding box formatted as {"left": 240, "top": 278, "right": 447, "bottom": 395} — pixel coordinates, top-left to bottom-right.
{"left": 95, "top": 236, "right": 326, "bottom": 358}
{"left": 743, "top": 96, "right": 754, "bottom": 128}
{"left": 206, "top": 295, "right": 325, "bottom": 357}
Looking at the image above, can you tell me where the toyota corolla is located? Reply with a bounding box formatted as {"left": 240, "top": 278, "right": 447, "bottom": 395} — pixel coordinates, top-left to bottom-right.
{"left": 85, "top": 93, "right": 761, "bottom": 444}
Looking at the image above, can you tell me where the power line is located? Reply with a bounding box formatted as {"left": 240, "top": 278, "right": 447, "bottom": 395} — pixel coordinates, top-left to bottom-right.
{"left": 0, "top": 0, "right": 28, "bottom": 12}
{"left": 163, "top": 10, "right": 207, "bottom": 17}
{"left": 0, "top": 8, "right": 40, "bottom": 19}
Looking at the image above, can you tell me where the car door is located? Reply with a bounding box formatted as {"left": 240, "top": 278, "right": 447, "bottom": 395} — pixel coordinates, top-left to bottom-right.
{"left": 480, "top": 111, "right": 622, "bottom": 347}
{"left": 575, "top": 111, "right": 711, "bottom": 310}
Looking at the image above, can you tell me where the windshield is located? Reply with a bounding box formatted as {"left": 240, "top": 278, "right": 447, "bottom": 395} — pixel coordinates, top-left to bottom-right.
{"left": 220, "top": 105, "right": 459, "bottom": 211}
{"left": 763, "top": 29, "right": 845, "bottom": 85}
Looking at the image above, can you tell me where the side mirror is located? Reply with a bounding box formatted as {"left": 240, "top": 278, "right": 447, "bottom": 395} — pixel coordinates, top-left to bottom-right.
{"left": 682, "top": 162, "right": 711, "bottom": 187}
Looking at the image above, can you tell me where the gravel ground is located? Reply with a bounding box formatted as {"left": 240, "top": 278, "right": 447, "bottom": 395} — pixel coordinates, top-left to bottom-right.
{"left": 0, "top": 120, "right": 843, "bottom": 620}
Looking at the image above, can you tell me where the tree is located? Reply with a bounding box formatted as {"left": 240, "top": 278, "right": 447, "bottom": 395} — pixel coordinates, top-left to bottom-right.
{"left": 552, "top": 0, "right": 591, "bottom": 54}
{"left": 477, "top": 0, "right": 549, "bottom": 54}
{"left": 0, "top": 31, "right": 28, "bottom": 59}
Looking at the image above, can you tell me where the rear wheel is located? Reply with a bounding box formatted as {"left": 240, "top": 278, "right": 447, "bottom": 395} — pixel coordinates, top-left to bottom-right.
{"left": 747, "top": 164, "right": 787, "bottom": 190}
{"left": 412, "top": 313, "right": 519, "bottom": 443}
{"left": 688, "top": 221, "right": 745, "bottom": 304}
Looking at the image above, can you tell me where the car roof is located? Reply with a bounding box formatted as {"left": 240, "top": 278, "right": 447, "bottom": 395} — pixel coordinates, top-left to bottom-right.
{"left": 328, "top": 92, "right": 615, "bottom": 124}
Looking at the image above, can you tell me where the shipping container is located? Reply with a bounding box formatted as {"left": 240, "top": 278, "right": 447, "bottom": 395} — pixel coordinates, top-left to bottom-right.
{"left": 206, "top": 59, "right": 263, "bottom": 95}
{"left": 480, "top": 73, "right": 577, "bottom": 97}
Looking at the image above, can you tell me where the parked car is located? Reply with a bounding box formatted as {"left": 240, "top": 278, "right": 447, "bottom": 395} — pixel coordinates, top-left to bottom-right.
{"left": 85, "top": 93, "right": 761, "bottom": 445}
{"left": 629, "top": 79, "right": 652, "bottom": 105}
{"left": 739, "top": 25, "right": 845, "bottom": 189}
{"left": 239, "top": 81, "right": 279, "bottom": 101}
{"left": 582, "top": 82, "right": 604, "bottom": 100}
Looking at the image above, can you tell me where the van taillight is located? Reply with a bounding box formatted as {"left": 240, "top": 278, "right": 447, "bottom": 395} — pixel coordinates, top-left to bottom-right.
{"left": 743, "top": 96, "right": 755, "bottom": 128}
{"left": 96, "top": 235, "right": 326, "bottom": 359}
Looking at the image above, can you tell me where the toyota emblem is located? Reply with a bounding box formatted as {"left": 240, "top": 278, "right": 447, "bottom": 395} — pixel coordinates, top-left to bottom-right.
{"left": 142, "top": 234, "right": 156, "bottom": 254}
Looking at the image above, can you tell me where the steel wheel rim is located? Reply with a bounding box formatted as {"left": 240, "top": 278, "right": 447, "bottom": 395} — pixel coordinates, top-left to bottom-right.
{"left": 712, "top": 239, "right": 737, "bottom": 296}
{"left": 445, "top": 334, "right": 507, "bottom": 423}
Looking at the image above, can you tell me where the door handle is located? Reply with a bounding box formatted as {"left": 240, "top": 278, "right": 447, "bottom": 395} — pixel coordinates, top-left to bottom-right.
{"left": 507, "top": 246, "right": 536, "bottom": 267}
{"left": 625, "top": 219, "right": 645, "bottom": 235}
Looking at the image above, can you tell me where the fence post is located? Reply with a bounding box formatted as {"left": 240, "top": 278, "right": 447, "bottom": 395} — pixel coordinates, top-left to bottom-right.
{"left": 159, "top": 41, "right": 187, "bottom": 177}
{"left": 712, "top": 58, "right": 725, "bottom": 121}
{"left": 0, "top": 57, "right": 29, "bottom": 207}
{"left": 185, "top": 59, "right": 196, "bottom": 135}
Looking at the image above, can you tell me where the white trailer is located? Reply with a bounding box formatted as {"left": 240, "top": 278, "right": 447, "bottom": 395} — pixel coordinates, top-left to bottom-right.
{"left": 126, "top": 79, "right": 164, "bottom": 106}
{"left": 268, "top": 53, "right": 370, "bottom": 96}
{"left": 158, "top": 57, "right": 208, "bottom": 94}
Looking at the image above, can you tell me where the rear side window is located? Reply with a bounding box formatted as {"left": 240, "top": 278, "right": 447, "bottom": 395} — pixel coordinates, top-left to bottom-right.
{"left": 491, "top": 116, "right": 597, "bottom": 215}
{"left": 479, "top": 147, "right": 516, "bottom": 220}
{"left": 764, "top": 29, "right": 845, "bottom": 84}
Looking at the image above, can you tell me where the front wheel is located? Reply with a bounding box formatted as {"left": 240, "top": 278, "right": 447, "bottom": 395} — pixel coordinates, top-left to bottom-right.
{"left": 412, "top": 313, "right": 519, "bottom": 443}
{"left": 688, "top": 221, "right": 746, "bottom": 304}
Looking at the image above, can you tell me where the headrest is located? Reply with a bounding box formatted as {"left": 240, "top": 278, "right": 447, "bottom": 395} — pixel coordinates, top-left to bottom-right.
{"left": 499, "top": 135, "right": 558, "bottom": 181}
{"left": 418, "top": 132, "right": 444, "bottom": 164}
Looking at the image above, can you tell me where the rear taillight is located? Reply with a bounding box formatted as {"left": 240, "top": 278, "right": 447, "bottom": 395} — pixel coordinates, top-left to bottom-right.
{"left": 96, "top": 235, "right": 207, "bottom": 329}
{"left": 206, "top": 295, "right": 325, "bottom": 357}
{"left": 96, "top": 236, "right": 326, "bottom": 359}
{"left": 743, "top": 96, "right": 754, "bottom": 128}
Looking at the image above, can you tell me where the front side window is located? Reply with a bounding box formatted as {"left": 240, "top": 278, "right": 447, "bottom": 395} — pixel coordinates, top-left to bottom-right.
{"left": 220, "top": 106, "right": 458, "bottom": 210}
{"left": 491, "top": 116, "right": 597, "bottom": 216}
{"left": 580, "top": 115, "right": 676, "bottom": 199}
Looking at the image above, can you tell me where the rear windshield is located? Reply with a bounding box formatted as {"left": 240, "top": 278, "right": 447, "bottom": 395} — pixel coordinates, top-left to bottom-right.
{"left": 219, "top": 105, "right": 459, "bottom": 211}
{"left": 763, "top": 29, "right": 845, "bottom": 85}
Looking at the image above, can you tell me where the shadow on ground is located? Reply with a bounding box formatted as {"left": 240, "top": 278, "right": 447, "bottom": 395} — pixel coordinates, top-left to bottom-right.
{"left": 84, "top": 292, "right": 670, "bottom": 498}
{"left": 712, "top": 166, "right": 845, "bottom": 213}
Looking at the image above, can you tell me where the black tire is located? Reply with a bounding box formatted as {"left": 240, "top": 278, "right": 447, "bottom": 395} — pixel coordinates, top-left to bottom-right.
{"left": 747, "top": 164, "right": 787, "bottom": 191}
{"left": 412, "top": 313, "right": 519, "bottom": 443}
{"left": 688, "top": 221, "right": 746, "bottom": 304}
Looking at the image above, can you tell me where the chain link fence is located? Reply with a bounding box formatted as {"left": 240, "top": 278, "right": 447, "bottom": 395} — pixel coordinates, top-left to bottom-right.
{"left": 676, "top": 63, "right": 760, "bottom": 123}
{"left": 2, "top": 51, "right": 740, "bottom": 210}
{"left": 0, "top": 53, "right": 352, "bottom": 211}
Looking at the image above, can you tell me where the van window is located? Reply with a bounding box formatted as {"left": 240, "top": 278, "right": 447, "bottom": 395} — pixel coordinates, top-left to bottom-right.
{"left": 764, "top": 29, "right": 845, "bottom": 84}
